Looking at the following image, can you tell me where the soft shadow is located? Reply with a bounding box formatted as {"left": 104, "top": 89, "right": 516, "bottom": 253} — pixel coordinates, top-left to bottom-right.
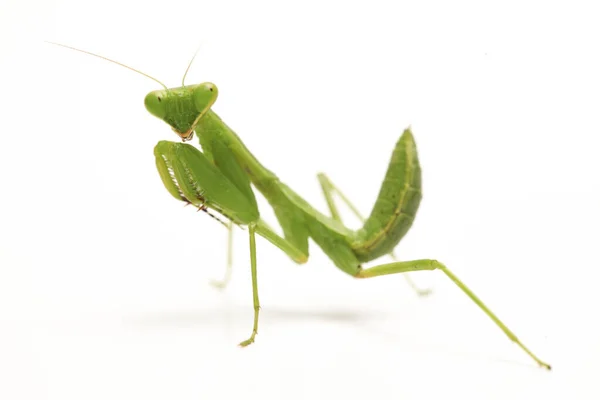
{"left": 123, "top": 305, "right": 387, "bottom": 329}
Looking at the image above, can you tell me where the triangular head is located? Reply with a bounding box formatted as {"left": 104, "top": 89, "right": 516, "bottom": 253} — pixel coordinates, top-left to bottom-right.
{"left": 145, "top": 82, "right": 218, "bottom": 142}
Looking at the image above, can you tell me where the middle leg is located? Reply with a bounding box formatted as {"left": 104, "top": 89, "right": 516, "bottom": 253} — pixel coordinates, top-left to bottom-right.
{"left": 239, "top": 223, "right": 260, "bottom": 347}
{"left": 210, "top": 220, "right": 234, "bottom": 289}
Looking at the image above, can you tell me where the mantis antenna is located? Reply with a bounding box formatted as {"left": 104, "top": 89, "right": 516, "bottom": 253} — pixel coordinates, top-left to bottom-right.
{"left": 45, "top": 41, "right": 169, "bottom": 90}
{"left": 181, "top": 45, "right": 201, "bottom": 87}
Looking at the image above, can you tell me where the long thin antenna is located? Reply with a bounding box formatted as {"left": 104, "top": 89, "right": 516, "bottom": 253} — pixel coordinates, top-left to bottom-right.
{"left": 181, "top": 45, "right": 201, "bottom": 87}
{"left": 45, "top": 41, "right": 168, "bottom": 90}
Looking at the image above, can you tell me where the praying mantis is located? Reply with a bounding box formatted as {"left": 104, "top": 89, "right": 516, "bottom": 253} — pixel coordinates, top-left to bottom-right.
{"left": 49, "top": 42, "right": 551, "bottom": 370}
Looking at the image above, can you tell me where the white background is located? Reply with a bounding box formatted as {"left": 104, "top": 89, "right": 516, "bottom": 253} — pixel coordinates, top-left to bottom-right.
{"left": 1, "top": 0, "right": 599, "bottom": 399}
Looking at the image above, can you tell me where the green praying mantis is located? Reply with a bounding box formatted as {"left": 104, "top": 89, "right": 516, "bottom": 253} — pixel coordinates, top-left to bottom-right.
{"left": 49, "top": 42, "right": 551, "bottom": 370}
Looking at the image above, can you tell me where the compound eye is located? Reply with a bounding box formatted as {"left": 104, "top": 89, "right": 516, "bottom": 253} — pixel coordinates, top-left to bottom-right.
{"left": 192, "top": 83, "right": 218, "bottom": 113}
{"left": 144, "top": 91, "right": 167, "bottom": 119}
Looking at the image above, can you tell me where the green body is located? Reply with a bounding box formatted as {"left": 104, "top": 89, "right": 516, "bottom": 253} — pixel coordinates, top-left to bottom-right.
{"left": 146, "top": 83, "right": 549, "bottom": 368}
{"left": 149, "top": 84, "right": 422, "bottom": 276}
{"left": 48, "top": 42, "right": 551, "bottom": 369}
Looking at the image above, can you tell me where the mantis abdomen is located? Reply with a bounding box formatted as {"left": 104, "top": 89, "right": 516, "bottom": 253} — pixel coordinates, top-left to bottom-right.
{"left": 350, "top": 129, "right": 422, "bottom": 262}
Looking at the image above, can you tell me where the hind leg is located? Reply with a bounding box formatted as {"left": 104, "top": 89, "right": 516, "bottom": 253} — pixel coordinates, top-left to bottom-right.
{"left": 356, "top": 259, "right": 551, "bottom": 369}
{"left": 317, "top": 173, "right": 431, "bottom": 296}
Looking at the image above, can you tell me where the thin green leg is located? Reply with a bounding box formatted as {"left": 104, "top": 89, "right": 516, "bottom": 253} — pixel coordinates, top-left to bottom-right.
{"left": 239, "top": 223, "right": 260, "bottom": 347}
{"left": 317, "top": 172, "right": 363, "bottom": 223}
{"left": 210, "top": 220, "right": 234, "bottom": 289}
{"left": 387, "top": 252, "right": 432, "bottom": 296}
{"left": 207, "top": 216, "right": 307, "bottom": 291}
{"left": 254, "top": 219, "right": 308, "bottom": 264}
{"left": 357, "top": 259, "right": 551, "bottom": 370}
{"left": 317, "top": 173, "right": 431, "bottom": 296}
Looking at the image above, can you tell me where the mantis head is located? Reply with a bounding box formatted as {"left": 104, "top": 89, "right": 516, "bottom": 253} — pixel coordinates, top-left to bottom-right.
{"left": 144, "top": 82, "right": 219, "bottom": 141}
{"left": 45, "top": 41, "right": 216, "bottom": 142}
